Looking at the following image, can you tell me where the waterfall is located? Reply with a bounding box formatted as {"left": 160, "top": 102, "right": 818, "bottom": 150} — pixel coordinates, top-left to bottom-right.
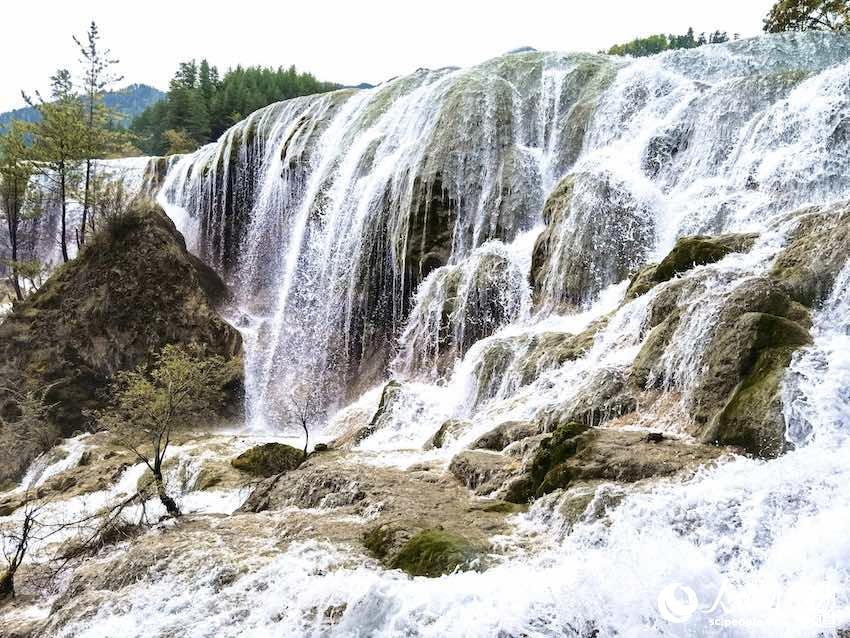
{"left": 155, "top": 33, "right": 850, "bottom": 433}
{"left": 8, "top": 31, "right": 850, "bottom": 637}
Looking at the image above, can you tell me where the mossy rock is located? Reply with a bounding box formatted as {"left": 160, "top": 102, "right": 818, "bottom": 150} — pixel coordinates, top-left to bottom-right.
{"left": 389, "top": 528, "right": 482, "bottom": 578}
{"left": 424, "top": 418, "right": 470, "bottom": 450}
{"left": 0, "top": 200, "right": 243, "bottom": 459}
{"left": 476, "top": 500, "right": 528, "bottom": 514}
{"left": 626, "top": 233, "right": 757, "bottom": 299}
{"left": 231, "top": 443, "right": 304, "bottom": 477}
{"left": 504, "top": 421, "right": 590, "bottom": 502}
{"left": 707, "top": 346, "right": 799, "bottom": 457}
{"left": 771, "top": 205, "right": 850, "bottom": 307}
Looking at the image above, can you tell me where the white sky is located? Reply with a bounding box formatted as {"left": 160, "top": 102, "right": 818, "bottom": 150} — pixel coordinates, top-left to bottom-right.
{"left": 1, "top": 0, "right": 775, "bottom": 112}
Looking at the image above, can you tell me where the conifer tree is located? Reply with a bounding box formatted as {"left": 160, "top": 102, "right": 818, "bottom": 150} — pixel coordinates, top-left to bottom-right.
{"left": 73, "top": 21, "right": 124, "bottom": 244}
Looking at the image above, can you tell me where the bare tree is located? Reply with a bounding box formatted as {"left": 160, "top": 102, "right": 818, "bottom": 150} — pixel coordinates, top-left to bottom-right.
{"left": 279, "top": 385, "right": 325, "bottom": 460}
{"left": 0, "top": 492, "right": 47, "bottom": 600}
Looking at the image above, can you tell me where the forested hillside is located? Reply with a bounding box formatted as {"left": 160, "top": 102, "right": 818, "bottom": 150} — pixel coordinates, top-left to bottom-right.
{"left": 0, "top": 83, "right": 164, "bottom": 132}
{"left": 130, "top": 61, "right": 339, "bottom": 154}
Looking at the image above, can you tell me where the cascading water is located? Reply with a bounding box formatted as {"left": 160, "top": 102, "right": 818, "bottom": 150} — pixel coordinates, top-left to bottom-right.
{"left": 18, "top": 31, "right": 849, "bottom": 636}
{"left": 156, "top": 33, "right": 850, "bottom": 433}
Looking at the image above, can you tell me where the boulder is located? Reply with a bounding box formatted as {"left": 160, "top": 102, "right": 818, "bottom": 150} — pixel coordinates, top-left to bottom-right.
{"left": 625, "top": 232, "right": 758, "bottom": 300}
{"left": 333, "top": 380, "right": 402, "bottom": 448}
{"left": 423, "top": 418, "right": 471, "bottom": 450}
{"left": 470, "top": 421, "right": 539, "bottom": 451}
{"left": 230, "top": 443, "right": 304, "bottom": 477}
{"left": 448, "top": 450, "right": 519, "bottom": 495}
{"left": 771, "top": 203, "right": 850, "bottom": 307}
{"left": 363, "top": 524, "right": 485, "bottom": 578}
{"left": 505, "top": 422, "right": 725, "bottom": 503}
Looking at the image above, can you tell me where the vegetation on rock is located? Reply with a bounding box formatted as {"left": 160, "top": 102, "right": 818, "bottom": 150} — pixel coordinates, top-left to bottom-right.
{"left": 230, "top": 443, "right": 305, "bottom": 477}
{"left": 0, "top": 201, "right": 242, "bottom": 482}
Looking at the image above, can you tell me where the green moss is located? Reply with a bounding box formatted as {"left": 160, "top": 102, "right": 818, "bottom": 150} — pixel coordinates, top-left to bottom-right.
{"left": 231, "top": 443, "right": 304, "bottom": 477}
{"left": 653, "top": 234, "right": 758, "bottom": 284}
{"left": 477, "top": 500, "right": 527, "bottom": 514}
{"left": 389, "top": 529, "right": 482, "bottom": 578}
{"left": 504, "top": 420, "right": 592, "bottom": 502}
{"left": 362, "top": 524, "right": 398, "bottom": 559}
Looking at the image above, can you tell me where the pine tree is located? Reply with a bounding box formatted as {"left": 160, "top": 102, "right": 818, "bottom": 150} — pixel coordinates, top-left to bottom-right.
{"left": 73, "top": 21, "right": 124, "bottom": 244}
{"left": 0, "top": 123, "right": 33, "bottom": 300}
{"left": 23, "top": 70, "right": 87, "bottom": 263}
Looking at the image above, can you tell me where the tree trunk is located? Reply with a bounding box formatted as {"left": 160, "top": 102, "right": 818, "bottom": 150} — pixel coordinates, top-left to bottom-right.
{"left": 153, "top": 470, "right": 180, "bottom": 518}
{"left": 59, "top": 163, "right": 69, "bottom": 263}
{"left": 0, "top": 568, "right": 14, "bottom": 600}
{"left": 8, "top": 208, "right": 22, "bottom": 302}
{"left": 80, "top": 159, "right": 91, "bottom": 247}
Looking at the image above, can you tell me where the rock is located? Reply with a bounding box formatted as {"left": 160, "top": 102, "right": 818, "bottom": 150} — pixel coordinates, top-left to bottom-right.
{"left": 312, "top": 443, "right": 329, "bottom": 453}
{"left": 470, "top": 421, "right": 539, "bottom": 451}
{"left": 506, "top": 422, "right": 725, "bottom": 502}
{"left": 470, "top": 317, "right": 608, "bottom": 407}
{"left": 0, "top": 201, "right": 243, "bottom": 484}
{"left": 687, "top": 279, "right": 813, "bottom": 457}
{"left": 424, "top": 419, "right": 471, "bottom": 450}
{"left": 333, "top": 380, "right": 402, "bottom": 448}
{"left": 771, "top": 203, "right": 850, "bottom": 307}
{"left": 231, "top": 443, "right": 304, "bottom": 478}
{"left": 388, "top": 528, "right": 483, "bottom": 578}
{"left": 449, "top": 450, "right": 519, "bottom": 495}
{"left": 544, "top": 368, "right": 636, "bottom": 428}
{"left": 626, "top": 232, "right": 758, "bottom": 300}
{"left": 531, "top": 170, "right": 656, "bottom": 308}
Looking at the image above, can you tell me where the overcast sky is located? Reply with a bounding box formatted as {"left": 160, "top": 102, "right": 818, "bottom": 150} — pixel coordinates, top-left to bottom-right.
{"left": 1, "top": 0, "right": 776, "bottom": 113}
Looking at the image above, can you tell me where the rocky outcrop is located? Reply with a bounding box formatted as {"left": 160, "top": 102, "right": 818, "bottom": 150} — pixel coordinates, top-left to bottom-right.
{"left": 332, "top": 380, "right": 402, "bottom": 448}
{"left": 771, "top": 203, "right": 850, "bottom": 307}
{"left": 469, "top": 317, "right": 608, "bottom": 407}
{"left": 470, "top": 420, "right": 540, "bottom": 452}
{"left": 630, "top": 272, "right": 814, "bottom": 457}
{"left": 449, "top": 450, "right": 519, "bottom": 495}
{"left": 424, "top": 418, "right": 471, "bottom": 450}
{"left": 531, "top": 170, "right": 656, "bottom": 308}
{"left": 230, "top": 443, "right": 304, "bottom": 477}
{"left": 625, "top": 232, "right": 758, "bottom": 299}
{"left": 687, "top": 278, "right": 812, "bottom": 456}
{"left": 0, "top": 201, "right": 242, "bottom": 485}
{"left": 505, "top": 423, "right": 726, "bottom": 503}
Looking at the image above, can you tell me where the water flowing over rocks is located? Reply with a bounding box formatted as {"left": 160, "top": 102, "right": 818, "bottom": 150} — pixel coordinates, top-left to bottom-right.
{"left": 5, "top": 32, "right": 850, "bottom": 637}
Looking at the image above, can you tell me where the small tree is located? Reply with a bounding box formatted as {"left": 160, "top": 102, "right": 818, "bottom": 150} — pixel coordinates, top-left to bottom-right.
{"left": 279, "top": 385, "right": 324, "bottom": 460}
{"left": 0, "top": 492, "right": 46, "bottom": 601}
{"left": 0, "top": 123, "right": 33, "bottom": 301}
{"left": 96, "top": 344, "right": 233, "bottom": 518}
{"left": 764, "top": 0, "right": 850, "bottom": 32}
{"left": 23, "top": 70, "right": 86, "bottom": 264}
{"left": 73, "top": 21, "right": 124, "bottom": 245}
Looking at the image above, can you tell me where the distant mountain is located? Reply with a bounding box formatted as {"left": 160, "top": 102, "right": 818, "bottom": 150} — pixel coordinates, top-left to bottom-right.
{"left": 0, "top": 83, "right": 165, "bottom": 132}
